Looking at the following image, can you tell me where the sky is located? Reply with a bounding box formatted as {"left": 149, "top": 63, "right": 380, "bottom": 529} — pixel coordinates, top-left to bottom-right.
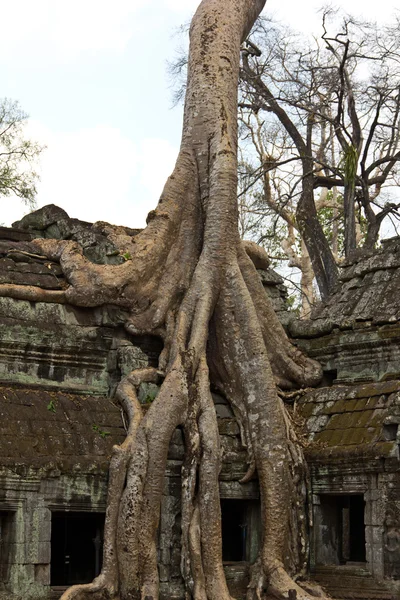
{"left": 1, "top": 0, "right": 399, "bottom": 229}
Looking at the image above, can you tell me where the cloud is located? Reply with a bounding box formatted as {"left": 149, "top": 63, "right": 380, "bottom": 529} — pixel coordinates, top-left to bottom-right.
{"left": 0, "top": 0, "right": 146, "bottom": 61}
{"left": 163, "top": 0, "right": 199, "bottom": 12}
{"left": 2, "top": 120, "right": 140, "bottom": 226}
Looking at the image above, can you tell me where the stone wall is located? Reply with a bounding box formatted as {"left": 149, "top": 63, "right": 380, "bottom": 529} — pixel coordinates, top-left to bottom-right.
{"left": 291, "top": 237, "right": 400, "bottom": 385}
{"left": 295, "top": 368, "right": 400, "bottom": 597}
{"left": 0, "top": 471, "right": 108, "bottom": 599}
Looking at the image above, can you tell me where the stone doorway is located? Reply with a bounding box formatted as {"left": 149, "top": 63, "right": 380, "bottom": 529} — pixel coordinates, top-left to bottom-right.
{"left": 50, "top": 512, "right": 105, "bottom": 586}
{"left": 316, "top": 494, "right": 366, "bottom": 565}
{"left": 220, "top": 499, "right": 260, "bottom": 564}
{"left": 0, "top": 511, "right": 14, "bottom": 585}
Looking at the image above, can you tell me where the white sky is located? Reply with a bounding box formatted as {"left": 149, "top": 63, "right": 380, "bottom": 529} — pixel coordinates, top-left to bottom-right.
{"left": 1, "top": 0, "right": 398, "bottom": 228}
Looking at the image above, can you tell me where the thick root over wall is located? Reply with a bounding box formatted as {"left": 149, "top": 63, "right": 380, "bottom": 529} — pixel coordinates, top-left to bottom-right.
{"left": 2, "top": 1, "right": 328, "bottom": 599}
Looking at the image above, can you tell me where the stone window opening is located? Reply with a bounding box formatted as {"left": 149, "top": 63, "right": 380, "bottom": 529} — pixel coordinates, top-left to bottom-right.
{"left": 0, "top": 511, "right": 14, "bottom": 584}
{"left": 321, "top": 369, "right": 338, "bottom": 387}
{"left": 382, "top": 423, "right": 398, "bottom": 441}
{"left": 316, "top": 494, "right": 366, "bottom": 566}
{"left": 50, "top": 512, "right": 105, "bottom": 587}
{"left": 220, "top": 499, "right": 260, "bottom": 564}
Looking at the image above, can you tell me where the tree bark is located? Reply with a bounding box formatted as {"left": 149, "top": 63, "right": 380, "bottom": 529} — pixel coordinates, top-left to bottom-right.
{"left": 1, "top": 2, "right": 327, "bottom": 599}
{"left": 343, "top": 183, "right": 357, "bottom": 259}
{"left": 296, "top": 164, "right": 338, "bottom": 299}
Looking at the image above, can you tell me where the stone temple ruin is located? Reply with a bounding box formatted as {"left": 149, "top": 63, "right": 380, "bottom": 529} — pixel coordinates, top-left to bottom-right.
{"left": 0, "top": 205, "right": 399, "bottom": 599}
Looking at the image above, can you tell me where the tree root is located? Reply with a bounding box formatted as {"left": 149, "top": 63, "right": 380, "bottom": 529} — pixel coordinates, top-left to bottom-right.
{"left": 0, "top": 284, "right": 66, "bottom": 303}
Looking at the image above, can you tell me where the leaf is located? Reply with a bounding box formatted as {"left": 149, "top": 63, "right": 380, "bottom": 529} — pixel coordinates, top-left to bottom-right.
{"left": 47, "top": 400, "right": 56, "bottom": 413}
{"left": 92, "top": 423, "right": 111, "bottom": 438}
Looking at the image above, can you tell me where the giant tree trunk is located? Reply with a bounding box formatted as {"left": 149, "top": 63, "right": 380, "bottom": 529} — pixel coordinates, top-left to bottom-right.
{"left": 2, "top": 1, "right": 326, "bottom": 599}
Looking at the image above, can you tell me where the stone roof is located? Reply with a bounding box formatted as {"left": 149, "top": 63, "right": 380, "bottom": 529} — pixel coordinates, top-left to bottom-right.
{"left": 0, "top": 384, "right": 125, "bottom": 470}
{"left": 298, "top": 380, "right": 400, "bottom": 460}
{"left": 291, "top": 236, "right": 400, "bottom": 338}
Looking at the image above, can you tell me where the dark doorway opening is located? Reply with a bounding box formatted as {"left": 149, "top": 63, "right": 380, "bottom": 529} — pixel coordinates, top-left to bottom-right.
{"left": 346, "top": 495, "right": 366, "bottom": 562}
{"left": 220, "top": 499, "right": 260, "bottom": 563}
{"left": 221, "top": 500, "right": 247, "bottom": 561}
{"left": 51, "top": 512, "right": 105, "bottom": 586}
{"left": 317, "top": 494, "right": 366, "bottom": 565}
{"left": 0, "top": 511, "right": 14, "bottom": 583}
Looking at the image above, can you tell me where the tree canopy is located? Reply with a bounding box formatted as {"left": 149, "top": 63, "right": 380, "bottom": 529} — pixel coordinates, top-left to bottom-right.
{"left": 239, "top": 10, "right": 400, "bottom": 303}
{"left": 0, "top": 98, "right": 44, "bottom": 207}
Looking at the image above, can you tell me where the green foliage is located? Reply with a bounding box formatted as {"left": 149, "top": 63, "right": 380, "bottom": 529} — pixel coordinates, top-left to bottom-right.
{"left": 0, "top": 98, "right": 45, "bottom": 206}
{"left": 137, "top": 382, "right": 159, "bottom": 405}
{"left": 340, "top": 145, "right": 358, "bottom": 187}
{"left": 285, "top": 293, "right": 301, "bottom": 317}
{"left": 317, "top": 189, "right": 368, "bottom": 256}
{"left": 122, "top": 252, "right": 132, "bottom": 261}
{"left": 144, "top": 389, "right": 158, "bottom": 403}
{"left": 92, "top": 424, "right": 111, "bottom": 439}
{"left": 318, "top": 191, "right": 345, "bottom": 257}
{"left": 47, "top": 399, "right": 56, "bottom": 413}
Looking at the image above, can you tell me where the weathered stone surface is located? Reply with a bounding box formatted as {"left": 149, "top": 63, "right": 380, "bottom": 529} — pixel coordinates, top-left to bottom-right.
{"left": 0, "top": 227, "right": 32, "bottom": 242}
{"left": 0, "top": 296, "right": 161, "bottom": 394}
{"left": 0, "top": 385, "right": 125, "bottom": 469}
{"left": 291, "top": 236, "right": 400, "bottom": 340}
{"left": 12, "top": 205, "right": 138, "bottom": 266}
{"left": 13, "top": 205, "right": 69, "bottom": 232}
{"left": 294, "top": 322, "right": 400, "bottom": 383}
{"left": 298, "top": 382, "right": 400, "bottom": 457}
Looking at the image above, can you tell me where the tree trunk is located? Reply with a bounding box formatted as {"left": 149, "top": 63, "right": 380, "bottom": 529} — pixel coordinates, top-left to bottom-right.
{"left": 343, "top": 183, "right": 357, "bottom": 259}
{"left": 1, "top": 2, "right": 326, "bottom": 599}
{"left": 296, "top": 163, "right": 338, "bottom": 299}
{"left": 300, "top": 241, "right": 315, "bottom": 319}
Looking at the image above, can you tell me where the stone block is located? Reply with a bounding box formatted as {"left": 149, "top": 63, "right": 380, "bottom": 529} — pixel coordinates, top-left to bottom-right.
{"left": 307, "top": 414, "right": 329, "bottom": 433}
{"left": 219, "top": 480, "right": 259, "bottom": 499}
{"left": 218, "top": 419, "right": 239, "bottom": 436}
{"left": 212, "top": 392, "right": 228, "bottom": 405}
{"left": 38, "top": 513, "right": 51, "bottom": 542}
{"left": 34, "top": 563, "right": 50, "bottom": 585}
{"left": 117, "top": 344, "right": 149, "bottom": 376}
{"left": 215, "top": 403, "right": 234, "bottom": 418}
{"left": 365, "top": 488, "right": 380, "bottom": 501}
{"left": 168, "top": 444, "right": 184, "bottom": 461}
{"left": 34, "top": 542, "right": 51, "bottom": 565}
{"left": 370, "top": 526, "right": 384, "bottom": 546}
{"left": 158, "top": 564, "right": 169, "bottom": 582}
{"left": 9, "top": 562, "right": 35, "bottom": 594}
{"left": 160, "top": 581, "right": 185, "bottom": 600}
{"left": 170, "top": 429, "right": 184, "bottom": 446}
{"left": 159, "top": 548, "right": 171, "bottom": 565}
{"left": 10, "top": 542, "right": 26, "bottom": 564}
